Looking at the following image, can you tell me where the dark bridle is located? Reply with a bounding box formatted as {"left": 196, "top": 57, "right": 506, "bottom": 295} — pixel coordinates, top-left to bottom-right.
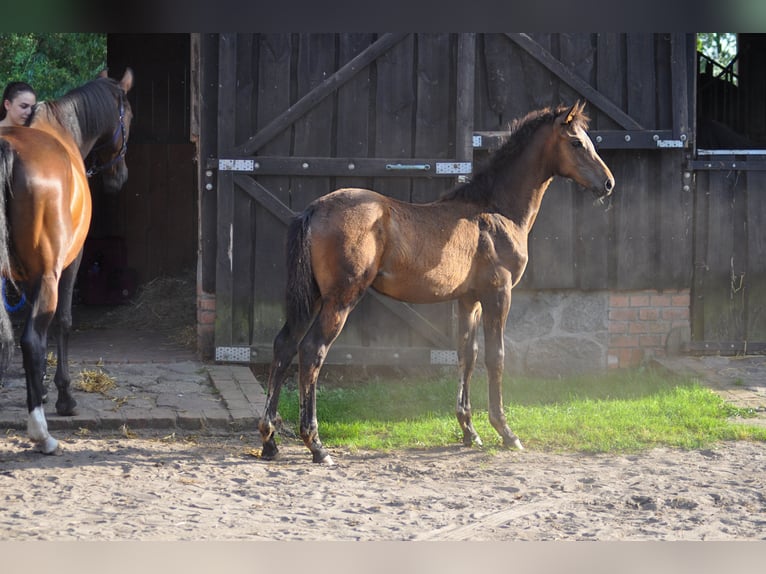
{"left": 86, "top": 90, "right": 128, "bottom": 178}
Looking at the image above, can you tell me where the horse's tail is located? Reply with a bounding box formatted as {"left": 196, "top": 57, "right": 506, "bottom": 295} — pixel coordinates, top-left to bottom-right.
{"left": 285, "top": 206, "right": 320, "bottom": 330}
{"left": 0, "top": 139, "right": 16, "bottom": 376}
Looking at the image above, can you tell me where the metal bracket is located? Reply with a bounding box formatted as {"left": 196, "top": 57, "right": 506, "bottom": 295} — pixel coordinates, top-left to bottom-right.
{"left": 430, "top": 349, "right": 458, "bottom": 365}
{"left": 435, "top": 162, "right": 472, "bottom": 175}
{"left": 656, "top": 140, "right": 685, "bottom": 149}
{"left": 219, "top": 159, "right": 255, "bottom": 171}
{"left": 215, "top": 346, "right": 252, "bottom": 363}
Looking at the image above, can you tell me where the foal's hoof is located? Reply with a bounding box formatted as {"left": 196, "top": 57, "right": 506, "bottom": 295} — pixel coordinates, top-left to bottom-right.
{"left": 311, "top": 448, "right": 334, "bottom": 465}
{"left": 314, "top": 453, "right": 334, "bottom": 466}
{"left": 260, "top": 441, "right": 280, "bottom": 461}
{"left": 504, "top": 437, "right": 524, "bottom": 450}
{"left": 463, "top": 430, "right": 483, "bottom": 448}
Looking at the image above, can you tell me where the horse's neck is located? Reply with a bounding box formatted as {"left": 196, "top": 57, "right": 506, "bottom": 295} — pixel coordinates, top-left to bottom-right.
{"left": 494, "top": 130, "right": 556, "bottom": 234}
{"left": 496, "top": 164, "right": 554, "bottom": 234}
{"left": 32, "top": 105, "right": 90, "bottom": 159}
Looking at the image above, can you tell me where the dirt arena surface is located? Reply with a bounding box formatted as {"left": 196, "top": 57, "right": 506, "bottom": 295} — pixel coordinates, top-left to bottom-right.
{"left": 1, "top": 429, "right": 765, "bottom": 542}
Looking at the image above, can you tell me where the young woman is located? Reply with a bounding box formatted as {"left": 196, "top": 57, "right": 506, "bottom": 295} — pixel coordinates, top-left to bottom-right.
{"left": 0, "top": 82, "right": 37, "bottom": 127}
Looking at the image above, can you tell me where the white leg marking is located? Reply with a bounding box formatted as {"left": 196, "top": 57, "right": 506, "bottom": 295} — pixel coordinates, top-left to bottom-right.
{"left": 27, "top": 406, "right": 59, "bottom": 454}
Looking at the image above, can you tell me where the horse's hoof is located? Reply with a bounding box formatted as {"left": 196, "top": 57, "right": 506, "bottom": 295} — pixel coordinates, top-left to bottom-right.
{"left": 311, "top": 449, "right": 334, "bottom": 465}
{"left": 56, "top": 400, "right": 78, "bottom": 417}
{"left": 462, "top": 433, "right": 483, "bottom": 448}
{"left": 36, "top": 436, "right": 60, "bottom": 455}
{"left": 505, "top": 437, "right": 524, "bottom": 450}
{"left": 260, "top": 441, "right": 279, "bottom": 460}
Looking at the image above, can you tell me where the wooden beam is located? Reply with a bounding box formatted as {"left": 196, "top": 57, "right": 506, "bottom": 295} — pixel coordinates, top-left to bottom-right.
{"left": 505, "top": 33, "right": 644, "bottom": 131}
{"left": 233, "top": 174, "right": 295, "bottom": 224}
{"left": 236, "top": 33, "right": 409, "bottom": 156}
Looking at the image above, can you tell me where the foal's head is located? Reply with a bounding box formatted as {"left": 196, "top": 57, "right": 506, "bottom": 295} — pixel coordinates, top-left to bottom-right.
{"left": 548, "top": 101, "right": 615, "bottom": 199}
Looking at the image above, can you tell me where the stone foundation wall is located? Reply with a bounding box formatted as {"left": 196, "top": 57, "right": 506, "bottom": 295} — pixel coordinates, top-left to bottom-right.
{"left": 503, "top": 289, "right": 691, "bottom": 377}
{"left": 197, "top": 287, "right": 692, "bottom": 375}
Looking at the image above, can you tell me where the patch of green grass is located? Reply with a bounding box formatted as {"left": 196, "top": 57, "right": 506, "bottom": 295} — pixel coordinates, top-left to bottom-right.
{"left": 276, "top": 369, "right": 766, "bottom": 453}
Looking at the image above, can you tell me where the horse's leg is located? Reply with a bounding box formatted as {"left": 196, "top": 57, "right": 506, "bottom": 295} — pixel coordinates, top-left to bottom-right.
{"left": 258, "top": 322, "right": 301, "bottom": 460}
{"left": 52, "top": 252, "right": 82, "bottom": 416}
{"left": 297, "top": 301, "right": 356, "bottom": 464}
{"left": 481, "top": 285, "right": 523, "bottom": 450}
{"left": 456, "top": 297, "right": 483, "bottom": 447}
{"left": 22, "top": 275, "right": 60, "bottom": 454}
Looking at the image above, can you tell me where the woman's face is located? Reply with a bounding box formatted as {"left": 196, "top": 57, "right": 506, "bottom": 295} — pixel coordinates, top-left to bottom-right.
{"left": 3, "top": 90, "right": 36, "bottom": 126}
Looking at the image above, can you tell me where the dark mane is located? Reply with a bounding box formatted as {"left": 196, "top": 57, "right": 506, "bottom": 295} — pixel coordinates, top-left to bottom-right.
{"left": 34, "top": 78, "right": 122, "bottom": 146}
{"left": 441, "top": 104, "right": 590, "bottom": 205}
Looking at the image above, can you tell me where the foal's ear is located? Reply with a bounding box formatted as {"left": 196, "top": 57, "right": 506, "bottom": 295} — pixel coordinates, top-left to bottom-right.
{"left": 563, "top": 100, "right": 585, "bottom": 125}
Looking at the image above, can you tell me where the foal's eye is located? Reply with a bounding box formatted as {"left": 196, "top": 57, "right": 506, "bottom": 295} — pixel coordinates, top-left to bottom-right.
{"left": 571, "top": 139, "right": 583, "bottom": 148}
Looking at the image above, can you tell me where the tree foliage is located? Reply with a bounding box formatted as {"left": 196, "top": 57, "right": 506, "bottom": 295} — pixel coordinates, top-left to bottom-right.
{"left": 697, "top": 33, "right": 737, "bottom": 66}
{"left": 0, "top": 33, "right": 106, "bottom": 101}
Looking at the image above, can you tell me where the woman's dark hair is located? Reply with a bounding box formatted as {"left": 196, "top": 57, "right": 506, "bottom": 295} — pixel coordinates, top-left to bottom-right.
{"left": 0, "top": 81, "right": 36, "bottom": 121}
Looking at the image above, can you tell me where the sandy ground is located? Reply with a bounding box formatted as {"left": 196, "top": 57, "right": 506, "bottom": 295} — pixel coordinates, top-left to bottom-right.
{"left": 1, "top": 429, "right": 765, "bottom": 542}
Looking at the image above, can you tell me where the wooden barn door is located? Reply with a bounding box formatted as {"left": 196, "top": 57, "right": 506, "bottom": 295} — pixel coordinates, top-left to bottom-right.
{"left": 207, "top": 33, "right": 476, "bottom": 365}
{"left": 202, "top": 33, "right": 698, "bottom": 365}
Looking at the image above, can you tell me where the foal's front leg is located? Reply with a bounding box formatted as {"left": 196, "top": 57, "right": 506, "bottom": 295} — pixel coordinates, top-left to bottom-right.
{"left": 455, "top": 298, "right": 483, "bottom": 447}
{"left": 482, "top": 286, "right": 523, "bottom": 450}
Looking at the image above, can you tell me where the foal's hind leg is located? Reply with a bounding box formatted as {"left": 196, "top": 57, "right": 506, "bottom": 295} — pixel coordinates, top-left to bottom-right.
{"left": 258, "top": 323, "right": 301, "bottom": 460}
{"left": 297, "top": 301, "right": 356, "bottom": 464}
{"left": 456, "top": 298, "right": 483, "bottom": 447}
{"left": 52, "top": 253, "right": 82, "bottom": 416}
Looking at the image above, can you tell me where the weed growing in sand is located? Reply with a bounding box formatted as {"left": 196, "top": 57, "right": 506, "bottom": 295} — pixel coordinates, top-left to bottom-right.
{"left": 275, "top": 369, "right": 766, "bottom": 453}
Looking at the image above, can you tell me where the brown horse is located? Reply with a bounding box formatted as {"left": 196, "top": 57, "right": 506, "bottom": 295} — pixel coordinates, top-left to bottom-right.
{"left": 259, "top": 101, "right": 615, "bottom": 464}
{"left": 0, "top": 69, "right": 133, "bottom": 453}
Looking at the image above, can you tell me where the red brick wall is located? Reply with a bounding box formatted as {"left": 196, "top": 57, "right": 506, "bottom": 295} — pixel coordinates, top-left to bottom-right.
{"left": 608, "top": 289, "right": 690, "bottom": 369}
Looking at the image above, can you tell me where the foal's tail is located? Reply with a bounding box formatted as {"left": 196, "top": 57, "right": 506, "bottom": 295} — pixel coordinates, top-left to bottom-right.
{"left": 0, "top": 139, "right": 16, "bottom": 376}
{"left": 285, "top": 206, "right": 320, "bottom": 330}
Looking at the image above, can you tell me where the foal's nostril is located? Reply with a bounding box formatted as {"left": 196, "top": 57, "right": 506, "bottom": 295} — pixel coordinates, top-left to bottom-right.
{"left": 605, "top": 178, "right": 614, "bottom": 193}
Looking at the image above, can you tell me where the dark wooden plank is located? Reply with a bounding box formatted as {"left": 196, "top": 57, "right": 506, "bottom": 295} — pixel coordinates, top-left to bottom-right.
{"left": 746, "top": 171, "right": 766, "bottom": 340}
{"left": 372, "top": 33, "right": 415, "bottom": 202}
{"left": 690, "top": 170, "right": 710, "bottom": 342}
{"left": 653, "top": 33, "right": 673, "bottom": 132}
{"left": 214, "top": 34, "right": 239, "bottom": 348}
{"left": 252, "top": 34, "right": 294, "bottom": 344}
{"left": 198, "top": 33, "right": 220, "bottom": 293}
{"left": 237, "top": 32, "right": 409, "bottom": 156}
{"left": 412, "top": 32, "right": 452, "bottom": 204}
{"left": 482, "top": 33, "right": 515, "bottom": 122}
{"left": 455, "top": 33, "right": 475, "bottom": 164}
{"left": 523, "top": 178, "right": 576, "bottom": 289}
{"left": 595, "top": 33, "right": 625, "bottom": 131}
{"left": 519, "top": 33, "right": 555, "bottom": 111}
{"left": 334, "top": 33, "right": 375, "bottom": 192}
{"left": 625, "top": 33, "right": 656, "bottom": 128}
{"left": 508, "top": 32, "right": 643, "bottom": 130}
{"left": 657, "top": 150, "right": 693, "bottom": 288}
{"left": 613, "top": 150, "right": 655, "bottom": 288}
{"left": 700, "top": 168, "right": 745, "bottom": 342}
{"left": 291, "top": 33, "right": 336, "bottom": 209}
{"left": 557, "top": 33, "right": 596, "bottom": 107}
{"left": 574, "top": 148, "right": 615, "bottom": 290}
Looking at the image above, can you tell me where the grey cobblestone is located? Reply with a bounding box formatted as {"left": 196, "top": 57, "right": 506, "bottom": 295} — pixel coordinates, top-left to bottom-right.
{"left": 0, "top": 328, "right": 267, "bottom": 436}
